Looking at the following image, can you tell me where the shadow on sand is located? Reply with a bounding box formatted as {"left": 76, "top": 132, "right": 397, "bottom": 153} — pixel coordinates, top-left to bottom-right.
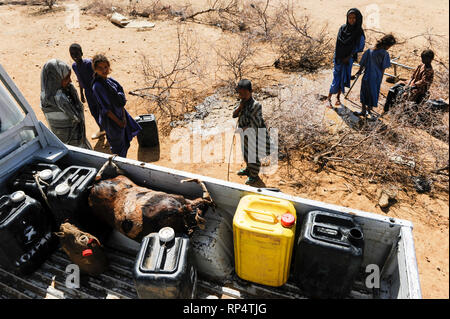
{"left": 333, "top": 101, "right": 385, "bottom": 131}
{"left": 93, "top": 135, "right": 112, "bottom": 155}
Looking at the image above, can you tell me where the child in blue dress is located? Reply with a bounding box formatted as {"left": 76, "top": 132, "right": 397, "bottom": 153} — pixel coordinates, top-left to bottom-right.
{"left": 91, "top": 54, "right": 142, "bottom": 158}
{"left": 327, "top": 8, "right": 365, "bottom": 108}
{"left": 69, "top": 43, "right": 105, "bottom": 139}
{"left": 354, "top": 34, "right": 397, "bottom": 119}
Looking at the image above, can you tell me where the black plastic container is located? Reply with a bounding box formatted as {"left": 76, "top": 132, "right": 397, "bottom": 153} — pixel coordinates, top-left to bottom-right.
{"left": 9, "top": 163, "right": 61, "bottom": 229}
{"left": 135, "top": 114, "right": 159, "bottom": 147}
{"left": 46, "top": 165, "right": 110, "bottom": 240}
{"left": 133, "top": 227, "right": 197, "bottom": 299}
{"left": 293, "top": 211, "right": 364, "bottom": 298}
{"left": 9, "top": 163, "right": 62, "bottom": 202}
{"left": 0, "top": 191, "right": 58, "bottom": 274}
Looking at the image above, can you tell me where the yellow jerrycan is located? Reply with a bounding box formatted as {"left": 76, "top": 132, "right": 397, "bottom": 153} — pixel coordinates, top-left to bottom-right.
{"left": 233, "top": 194, "right": 297, "bottom": 287}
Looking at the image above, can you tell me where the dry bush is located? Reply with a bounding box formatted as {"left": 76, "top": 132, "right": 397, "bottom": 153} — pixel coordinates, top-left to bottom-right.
{"left": 428, "top": 39, "right": 449, "bottom": 100}
{"left": 182, "top": 0, "right": 284, "bottom": 40}
{"left": 81, "top": 0, "right": 127, "bottom": 16}
{"left": 213, "top": 35, "right": 257, "bottom": 87}
{"left": 264, "top": 84, "right": 330, "bottom": 154}
{"left": 128, "top": 0, "right": 184, "bottom": 20}
{"left": 130, "top": 24, "right": 203, "bottom": 129}
{"left": 264, "top": 80, "right": 449, "bottom": 193}
{"left": 274, "top": 1, "right": 333, "bottom": 72}
{"left": 43, "top": 0, "right": 54, "bottom": 9}
{"left": 183, "top": 0, "right": 241, "bottom": 32}
{"left": 239, "top": 0, "right": 284, "bottom": 40}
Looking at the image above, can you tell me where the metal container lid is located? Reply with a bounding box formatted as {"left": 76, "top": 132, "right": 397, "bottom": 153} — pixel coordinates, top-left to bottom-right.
{"left": 158, "top": 227, "right": 175, "bottom": 243}
{"left": 55, "top": 183, "right": 70, "bottom": 196}
{"left": 39, "top": 169, "right": 53, "bottom": 181}
{"left": 10, "top": 191, "right": 26, "bottom": 203}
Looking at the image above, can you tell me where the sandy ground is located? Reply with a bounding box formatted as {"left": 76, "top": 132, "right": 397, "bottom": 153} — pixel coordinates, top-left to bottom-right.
{"left": 0, "top": 0, "right": 448, "bottom": 298}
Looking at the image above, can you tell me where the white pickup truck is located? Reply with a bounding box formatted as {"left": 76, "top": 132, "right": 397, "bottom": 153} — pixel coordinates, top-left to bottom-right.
{"left": 0, "top": 64, "right": 421, "bottom": 299}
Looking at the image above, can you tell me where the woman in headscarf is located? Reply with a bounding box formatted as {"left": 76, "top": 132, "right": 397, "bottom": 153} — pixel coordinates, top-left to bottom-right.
{"left": 40, "top": 59, "right": 92, "bottom": 149}
{"left": 326, "top": 8, "right": 365, "bottom": 108}
{"left": 91, "top": 54, "right": 141, "bottom": 158}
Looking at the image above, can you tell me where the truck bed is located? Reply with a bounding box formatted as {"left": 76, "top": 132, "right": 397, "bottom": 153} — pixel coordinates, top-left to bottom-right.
{"left": 0, "top": 63, "right": 421, "bottom": 299}
{"left": 0, "top": 240, "right": 373, "bottom": 299}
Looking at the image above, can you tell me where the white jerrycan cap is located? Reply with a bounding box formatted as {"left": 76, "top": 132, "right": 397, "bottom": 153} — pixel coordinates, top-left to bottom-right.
{"left": 10, "top": 191, "right": 26, "bottom": 203}
{"left": 39, "top": 169, "right": 53, "bottom": 181}
{"left": 55, "top": 183, "right": 70, "bottom": 196}
{"left": 158, "top": 227, "right": 175, "bottom": 243}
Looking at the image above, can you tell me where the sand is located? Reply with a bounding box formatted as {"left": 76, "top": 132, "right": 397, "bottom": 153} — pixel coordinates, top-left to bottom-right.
{"left": 0, "top": 0, "right": 448, "bottom": 298}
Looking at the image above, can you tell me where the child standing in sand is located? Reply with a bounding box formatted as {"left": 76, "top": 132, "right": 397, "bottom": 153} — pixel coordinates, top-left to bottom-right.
{"left": 354, "top": 34, "right": 396, "bottom": 119}
{"left": 232, "top": 79, "right": 268, "bottom": 186}
{"left": 91, "top": 54, "right": 141, "bottom": 158}
{"left": 69, "top": 43, "right": 105, "bottom": 139}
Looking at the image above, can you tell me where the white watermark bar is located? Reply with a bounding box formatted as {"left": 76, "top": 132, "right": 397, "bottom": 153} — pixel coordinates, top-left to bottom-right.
{"left": 65, "top": 3, "right": 80, "bottom": 29}
{"left": 364, "top": 4, "right": 381, "bottom": 29}
{"left": 170, "top": 121, "right": 279, "bottom": 175}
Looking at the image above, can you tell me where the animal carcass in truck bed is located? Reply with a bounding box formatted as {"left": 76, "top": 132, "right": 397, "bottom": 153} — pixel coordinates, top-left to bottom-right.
{"left": 87, "top": 157, "right": 215, "bottom": 241}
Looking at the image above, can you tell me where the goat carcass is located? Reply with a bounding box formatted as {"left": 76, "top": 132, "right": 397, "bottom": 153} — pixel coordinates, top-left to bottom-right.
{"left": 87, "top": 157, "right": 214, "bottom": 241}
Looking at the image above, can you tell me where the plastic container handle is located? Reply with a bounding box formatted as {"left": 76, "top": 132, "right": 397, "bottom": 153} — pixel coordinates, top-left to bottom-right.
{"left": 155, "top": 244, "right": 166, "bottom": 272}
{"left": 244, "top": 209, "right": 278, "bottom": 225}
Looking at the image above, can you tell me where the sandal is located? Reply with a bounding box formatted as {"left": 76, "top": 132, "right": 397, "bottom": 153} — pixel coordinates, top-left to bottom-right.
{"left": 237, "top": 167, "right": 250, "bottom": 176}
{"left": 92, "top": 130, "right": 106, "bottom": 139}
{"left": 325, "top": 99, "right": 333, "bottom": 109}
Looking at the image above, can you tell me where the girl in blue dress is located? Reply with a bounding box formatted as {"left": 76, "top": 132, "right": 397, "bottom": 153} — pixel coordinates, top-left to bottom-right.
{"left": 91, "top": 54, "right": 142, "bottom": 158}
{"left": 327, "top": 8, "right": 365, "bottom": 108}
{"left": 353, "top": 34, "right": 397, "bottom": 119}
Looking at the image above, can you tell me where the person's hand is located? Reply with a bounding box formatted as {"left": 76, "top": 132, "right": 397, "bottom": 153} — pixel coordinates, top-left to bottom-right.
{"left": 342, "top": 56, "right": 351, "bottom": 65}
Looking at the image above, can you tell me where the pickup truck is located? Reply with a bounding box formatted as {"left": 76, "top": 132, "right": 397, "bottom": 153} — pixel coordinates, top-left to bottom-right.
{"left": 0, "top": 64, "right": 422, "bottom": 299}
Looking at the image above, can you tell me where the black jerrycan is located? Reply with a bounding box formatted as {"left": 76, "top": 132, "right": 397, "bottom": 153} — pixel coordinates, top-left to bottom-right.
{"left": 0, "top": 191, "right": 58, "bottom": 274}
{"left": 294, "top": 211, "right": 364, "bottom": 298}
{"left": 9, "top": 162, "right": 62, "bottom": 229}
{"left": 46, "top": 166, "right": 110, "bottom": 240}
{"left": 133, "top": 227, "right": 197, "bottom": 299}
{"left": 9, "top": 162, "right": 61, "bottom": 203}
{"left": 135, "top": 114, "right": 159, "bottom": 147}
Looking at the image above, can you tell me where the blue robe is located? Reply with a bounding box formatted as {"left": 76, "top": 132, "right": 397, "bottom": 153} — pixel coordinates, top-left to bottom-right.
{"left": 72, "top": 59, "right": 101, "bottom": 129}
{"left": 329, "top": 35, "right": 365, "bottom": 94}
{"left": 92, "top": 77, "right": 141, "bottom": 157}
{"left": 359, "top": 49, "right": 391, "bottom": 107}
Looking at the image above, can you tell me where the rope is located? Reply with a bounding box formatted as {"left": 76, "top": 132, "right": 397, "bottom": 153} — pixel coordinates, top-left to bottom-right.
{"left": 33, "top": 173, "right": 51, "bottom": 209}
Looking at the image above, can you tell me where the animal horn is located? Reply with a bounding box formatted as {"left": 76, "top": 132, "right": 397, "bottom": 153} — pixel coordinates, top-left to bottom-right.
{"left": 95, "top": 155, "right": 126, "bottom": 181}
{"left": 180, "top": 178, "right": 215, "bottom": 206}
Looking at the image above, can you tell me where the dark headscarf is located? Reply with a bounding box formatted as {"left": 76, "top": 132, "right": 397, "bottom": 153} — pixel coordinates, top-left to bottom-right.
{"left": 335, "top": 8, "right": 365, "bottom": 62}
